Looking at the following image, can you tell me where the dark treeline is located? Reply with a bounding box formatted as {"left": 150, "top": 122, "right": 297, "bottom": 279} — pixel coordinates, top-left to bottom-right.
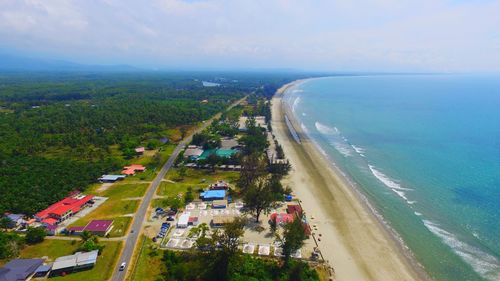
{"left": 0, "top": 71, "right": 315, "bottom": 216}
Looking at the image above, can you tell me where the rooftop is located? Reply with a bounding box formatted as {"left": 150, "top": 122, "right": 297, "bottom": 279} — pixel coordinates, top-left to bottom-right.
{"left": 200, "top": 190, "right": 226, "bottom": 199}
{"left": 35, "top": 194, "right": 94, "bottom": 223}
{"left": 0, "top": 258, "right": 43, "bottom": 281}
{"left": 85, "top": 220, "right": 113, "bottom": 232}
{"left": 98, "top": 175, "right": 126, "bottom": 181}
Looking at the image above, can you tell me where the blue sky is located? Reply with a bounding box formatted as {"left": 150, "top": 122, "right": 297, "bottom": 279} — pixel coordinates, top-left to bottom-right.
{"left": 1, "top": 0, "right": 499, "bottom": 72}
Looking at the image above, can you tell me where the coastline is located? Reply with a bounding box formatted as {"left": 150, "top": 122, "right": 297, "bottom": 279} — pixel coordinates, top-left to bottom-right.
{"left": 272, "top": 80, "right": 430, "bottom": 281}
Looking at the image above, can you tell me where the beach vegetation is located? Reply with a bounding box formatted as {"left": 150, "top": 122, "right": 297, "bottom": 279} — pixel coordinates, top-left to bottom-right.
{"left": 276, "top": 217, "right": 307, "bottom": 266}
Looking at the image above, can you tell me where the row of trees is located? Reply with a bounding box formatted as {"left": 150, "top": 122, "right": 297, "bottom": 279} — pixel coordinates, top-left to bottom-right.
{"left": 0, "top": 73, "right": 253, "bottom": 217}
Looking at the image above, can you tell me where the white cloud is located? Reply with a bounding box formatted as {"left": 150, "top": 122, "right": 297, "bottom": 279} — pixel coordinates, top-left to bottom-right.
{"left": 0, "top": 0, "right": 499, "bottom": 71}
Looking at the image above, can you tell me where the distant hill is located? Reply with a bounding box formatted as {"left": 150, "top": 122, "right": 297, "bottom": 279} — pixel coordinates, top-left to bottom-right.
{"left": 0, "top": 54, "right": 140, "bottom": 72}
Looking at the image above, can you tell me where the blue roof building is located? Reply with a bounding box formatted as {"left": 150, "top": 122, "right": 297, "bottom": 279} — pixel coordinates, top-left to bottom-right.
{"left": 200, "top": 190, "right": 226, "bottom": 201}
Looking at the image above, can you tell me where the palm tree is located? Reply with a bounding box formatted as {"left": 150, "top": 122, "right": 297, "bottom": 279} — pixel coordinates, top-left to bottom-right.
{"left": 80, "top": 230, "right": 93, "bottom": 243}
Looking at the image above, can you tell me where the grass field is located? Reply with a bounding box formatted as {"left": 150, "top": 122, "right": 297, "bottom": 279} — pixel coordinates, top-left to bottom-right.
{"left": 69, "top": 183, "right": 147, "bottom": 237}
{"left": 158, "top": 168, "right": 240, "bottom": 198}
{"left": 20, "top": 239, "right": 79, "bottom": 261}
{"left": 127, "top": 236, "right": 165, "bottom": 281}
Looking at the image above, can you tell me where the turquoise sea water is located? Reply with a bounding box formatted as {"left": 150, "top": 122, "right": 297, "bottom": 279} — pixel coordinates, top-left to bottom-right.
{"left": 284, "top": 75, "right": 500, "bottom": 281}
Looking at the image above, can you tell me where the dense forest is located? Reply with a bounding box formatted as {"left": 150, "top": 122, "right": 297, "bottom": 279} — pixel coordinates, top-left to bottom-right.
{"left": 0, "top": 71, "right": 311, "bottom": 215}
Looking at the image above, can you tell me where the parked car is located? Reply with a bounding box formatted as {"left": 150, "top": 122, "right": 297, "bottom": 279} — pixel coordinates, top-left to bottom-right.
{"left": 166, "top": 216, "right": 174, "bottom": 221}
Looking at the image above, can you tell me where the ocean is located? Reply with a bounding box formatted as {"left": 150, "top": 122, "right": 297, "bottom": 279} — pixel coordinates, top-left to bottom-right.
{"left": 284, "top": 75, "right": 500, "bottom": 281}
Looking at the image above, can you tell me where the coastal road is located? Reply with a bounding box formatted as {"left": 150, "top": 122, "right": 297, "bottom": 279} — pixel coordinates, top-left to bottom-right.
{"left": 110, "top": 96, "right": 246, "bottom": 281}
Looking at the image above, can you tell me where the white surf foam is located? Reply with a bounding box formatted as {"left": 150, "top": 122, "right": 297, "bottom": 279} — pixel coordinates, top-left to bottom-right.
{"left": 315, "top": 122, "right": 353, "bottom": 157}
{"left": 302, "top": 112, "right": 307, "bottom": 116}
{"left": 423, "top": 220, "right": 500, "bottom": 281}
{"left": 368, "top": 165, "right": 416, "bottom": 205}
{"left": 292, "top": 96, "right": 301, "bottom": 113}
{"left": 351, "top": 144, "right": 366, "bottom": 154}
{"left": 315, "top": 121, "right": 338, "bottom": 135}
{"left": 368, "top": 165, "right": 411, "bottom": 191}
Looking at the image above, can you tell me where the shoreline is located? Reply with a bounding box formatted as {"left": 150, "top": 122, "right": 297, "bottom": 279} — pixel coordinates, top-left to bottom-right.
{"left": 272, "top": 79, "right": 430, "bottom": 281}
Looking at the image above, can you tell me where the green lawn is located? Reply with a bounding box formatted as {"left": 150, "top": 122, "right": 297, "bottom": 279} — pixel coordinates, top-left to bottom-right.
{"left": 108, "top": 217, "right": 133, "bottom": 237}
{"left": 158, "top": 168, "right": 239, "bottom": 197}
{"left": 128, "top": 236, "right": 165, "bottom": 281}
{"left": 102, "top": 183, "right": 149, "bottom": 200}
{"left": 68, "top": 182, "right": 147, "bottom": 237}
{"left": 20, "top": 240, "right": 79, "bottom": 261}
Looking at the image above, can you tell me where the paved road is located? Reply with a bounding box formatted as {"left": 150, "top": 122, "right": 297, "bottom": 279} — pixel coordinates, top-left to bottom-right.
{"left": 110, "top": 97, "right": 246, "bottom": 281}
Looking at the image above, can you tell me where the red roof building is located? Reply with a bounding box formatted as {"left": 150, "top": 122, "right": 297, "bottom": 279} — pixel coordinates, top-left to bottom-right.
{"left": 287, "top": 205, "right": 303, "bottom": 217}
{"left": 121, "top": 164, "right": 146, "bottom": 176}
{"left": 35, "top": 194, "right": 94, "bottom": 225}
{"left": 270, "top": 213, "right": 295, "bottom": 225}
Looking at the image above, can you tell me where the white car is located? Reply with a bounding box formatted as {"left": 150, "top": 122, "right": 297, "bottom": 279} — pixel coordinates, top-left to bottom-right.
{"left": 119, "top": 262, "right": 126, "bottom": 271}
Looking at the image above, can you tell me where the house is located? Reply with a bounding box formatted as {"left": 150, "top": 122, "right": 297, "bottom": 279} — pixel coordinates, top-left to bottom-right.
{"left": 212, "top": 200, "right": 227, "bottom": 209}
{"left": 200, "top": 190, "right": 226, "bottom": 201}
{"left": 211, "top": 215, "right": 235, "bottom": 227}
{"left": 135, "top": 147, "right": 145, "bottom": 155}
{"left": 287, "top": 204, "right": 303, "bottom": 217}
{"left": 188, "top": 216, "right": 199, "bottom": 226}
{"left": 121, "top": 164, "right": 146, "bottom": 176}
{"left": 270, "top": 213, "right": 295, "bottom": 225}
{"left": 209, "top": 180, "right": 230, "bottom": 190}
{"left": 5, "top": 214, "right": 25, "bottom": 228}
{"left": 84, "top": 220, "right": 113, "bottom": 236}
{"left": 177, "top": 213, "right": 190, "bottom": 228}
{"left": 33, "top": 264, "right": 52, "bottom": 278}
{"left": 184, "top": 146, "right": 204, "bottom": 160}
{"left": 67, "top": 220, "right": 113, "bottom": 236}
{"left": 197, "top": 148, "right": 238, "bottom": 161}
{"left": 98, "top": 174, "right": 126, "bottom": 183}
{"left": 50, "top": 250, "right": 98, "bottom": 277}
{"left": 0, "top": 258, "right": 43, "bottom": 281}
{"left": 66, "top": 226, "right": 86, "bottom": 235}
{"left": 45, "top": 224, "right": 58, "bottom": 235}
{"left": 35, "top": 194, "right": 94, "bottom": 226}
{"left": 159, "top": 137, "right": 169, "bottom": 144}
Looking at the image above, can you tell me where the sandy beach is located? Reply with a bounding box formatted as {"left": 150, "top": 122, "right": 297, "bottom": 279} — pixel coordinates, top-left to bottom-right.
{"left": 272, "top": 80, "right": 428, "bottom": 281}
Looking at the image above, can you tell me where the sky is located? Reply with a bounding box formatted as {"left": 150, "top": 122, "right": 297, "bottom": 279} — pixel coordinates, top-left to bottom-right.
{"left": 1, "top": 0, "right": 500, "bottom": 72}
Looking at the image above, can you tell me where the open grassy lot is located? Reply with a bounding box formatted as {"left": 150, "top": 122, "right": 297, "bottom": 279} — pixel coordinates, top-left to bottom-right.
{"left": 158, "top": 168, "right": 240, "bottom": 198}
{"left": 69, "top": 183, "right": 147, "bottom": 236}
{"left": 102, "top": 183, "right": 149, "bottom": 199}
{"left": 19, "top": 239, "right": 79, "bottom": 261}
{"left": 127, "top": 236, "right": 165, "bottom": 281}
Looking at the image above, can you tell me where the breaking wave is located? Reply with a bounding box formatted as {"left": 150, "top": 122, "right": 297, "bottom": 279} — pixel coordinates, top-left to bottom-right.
{"left": 315, "top": 122, "right": 353, "bottom": 157}
{"left": 368, "top": 165, "right": 415, "bottom": 205}
{"left": 423, "top": 220, "right": 500, "bottom": 281}
{"left": 292, "top": 96, "right": 301, "bottom": 113}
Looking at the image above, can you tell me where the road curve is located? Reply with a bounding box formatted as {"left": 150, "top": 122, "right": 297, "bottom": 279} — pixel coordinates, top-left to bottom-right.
{"left": 110, "top": 96, "right": 246, "bottom": 281}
